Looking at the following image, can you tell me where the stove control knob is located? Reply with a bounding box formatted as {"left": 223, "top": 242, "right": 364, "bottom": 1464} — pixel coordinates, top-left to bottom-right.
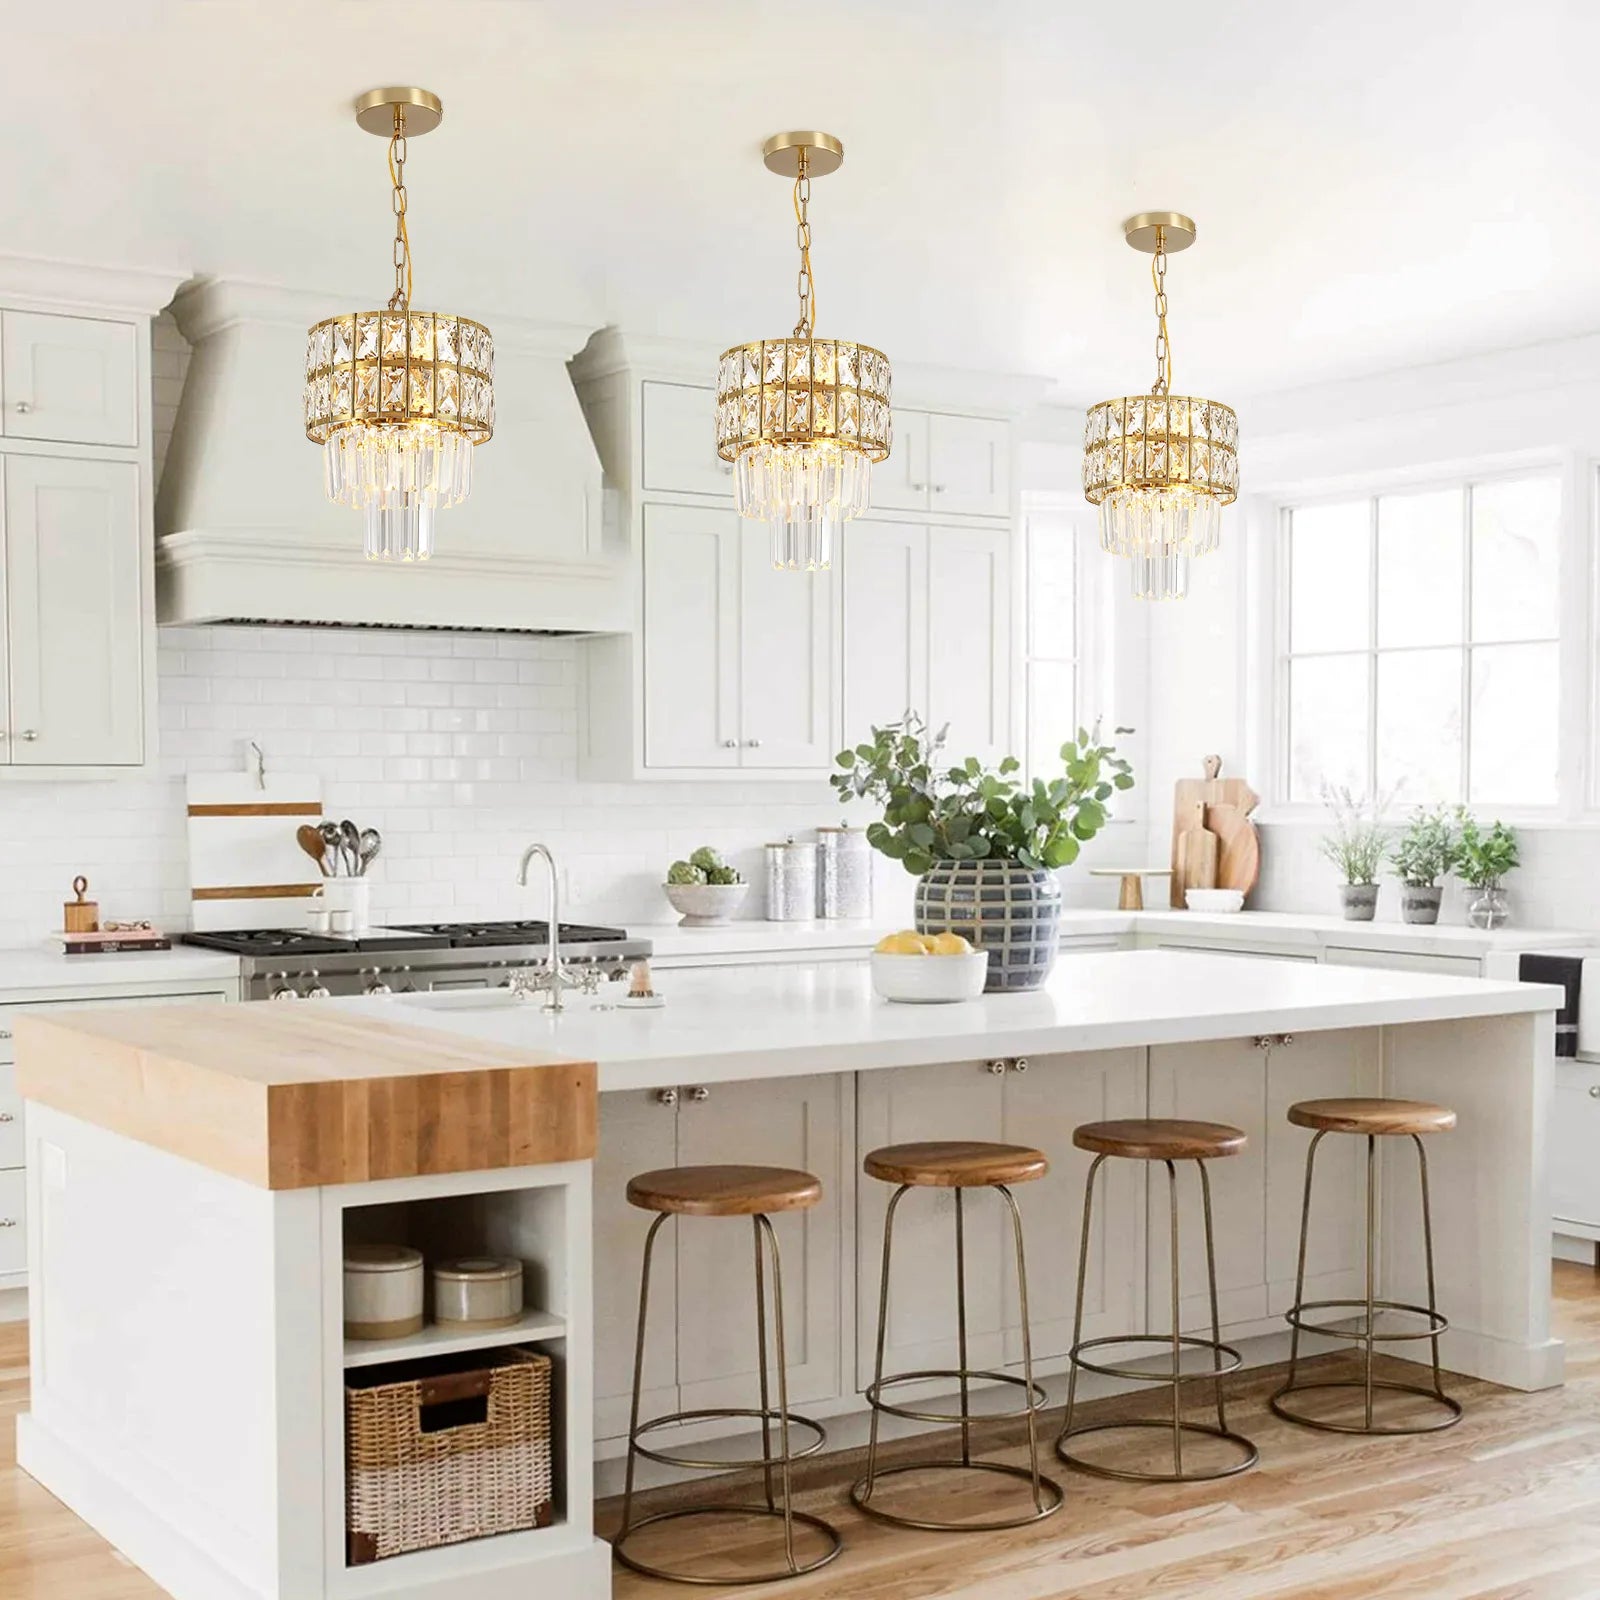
{"left": 361, "top": 967, "right": 392, "bottom": 997}
{"left": 268, "top": 972, "right": 299, "bottom": 1001}
{"left": 302, "top": 969, "right": 331, "bottom": 1000}
{"left": 396, "top": 965, "right": 418, "bottom": 994}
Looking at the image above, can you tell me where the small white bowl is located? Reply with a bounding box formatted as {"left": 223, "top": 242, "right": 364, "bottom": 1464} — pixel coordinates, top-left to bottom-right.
{"left": 663, "top": 881, "right": 750, "bottom": 926}
{"left": 871, "top": 950, "right": 990, "bottom": 1004}
{"left": 1185, "top": 888, "right": 1245, "bottom": 913}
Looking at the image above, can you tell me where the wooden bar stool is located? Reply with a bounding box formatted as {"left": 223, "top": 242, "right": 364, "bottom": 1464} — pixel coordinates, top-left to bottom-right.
{"left": 1057, "top": 1119, "right": 1259, "bottom": 1483}
{"left": 1271, "top": 1097, "right": 1462, "bottom": 1436}
{"left": 613, "top": 1164, "right": 843, "bottom": 1585}
{"left": 852, "top": 1141, "right": 1064, "bottom": 1531}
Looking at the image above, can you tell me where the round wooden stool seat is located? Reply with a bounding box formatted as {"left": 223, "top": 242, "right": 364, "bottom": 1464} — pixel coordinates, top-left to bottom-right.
{"left": 1287, "top": 1098, "right": 1456, "bottom": 1137}
{"left": 1073, "top": 1118, "right": 1247, "bottom": 1161}
{"left": 626, "top": 1164, "right": 822, "bottom": 1217}
{"left": 862, "top": 1140, "right": 1048, "bottom": 1188}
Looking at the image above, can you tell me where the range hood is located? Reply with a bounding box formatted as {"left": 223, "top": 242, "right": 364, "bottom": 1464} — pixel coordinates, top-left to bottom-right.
{"left": 156, "top": 280, "right": 628, "bottom": 633}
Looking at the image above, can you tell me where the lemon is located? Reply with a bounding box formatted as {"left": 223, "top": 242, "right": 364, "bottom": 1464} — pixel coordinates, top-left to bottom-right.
{"left": 926, "top": 931, "right": 973, "bottom": 956}
{"left": 875, "top": 930, "right": 932, "bottom": 955}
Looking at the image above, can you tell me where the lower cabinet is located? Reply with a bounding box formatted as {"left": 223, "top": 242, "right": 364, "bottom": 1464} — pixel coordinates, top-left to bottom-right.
{"left": 854, "top": 1051, "right": 1144, "bottom": 1388}
{"left": 593, "top": 1073, "right": 846, "bottom": 1444}
{"left": 1550, "top": 1059, "right": 1600, "bottom": 1235}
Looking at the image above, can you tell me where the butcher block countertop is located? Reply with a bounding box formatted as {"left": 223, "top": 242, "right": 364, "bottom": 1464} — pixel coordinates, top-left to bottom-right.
{"left": 13, "top": 1003, "right": 596, "bottom": 1190}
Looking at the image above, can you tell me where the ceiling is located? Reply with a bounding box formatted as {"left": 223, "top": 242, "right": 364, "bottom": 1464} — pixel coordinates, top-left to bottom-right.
{"left": 5, "top": 0, "right": 1597, "bottom": 400}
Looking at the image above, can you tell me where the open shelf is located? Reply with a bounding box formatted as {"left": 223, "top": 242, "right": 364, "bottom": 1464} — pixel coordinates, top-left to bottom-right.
{"left": 344, "top": 1308, "right": 567, "bottom": 1368}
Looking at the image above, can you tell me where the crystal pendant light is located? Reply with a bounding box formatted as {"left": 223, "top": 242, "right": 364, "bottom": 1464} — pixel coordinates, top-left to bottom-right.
{"left": 716, "top": 132, "right": 892, "bottom": 571}
{"left": 1082, "top": 213, "right": 1237, "bottom": 601}
{"left": 303, "top": 88, "right": 494, "bottom": 563}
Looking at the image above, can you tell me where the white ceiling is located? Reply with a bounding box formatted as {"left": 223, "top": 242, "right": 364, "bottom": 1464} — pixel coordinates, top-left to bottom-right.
{"left": 5, "top": 0, "right": 1598, "bottom": 399}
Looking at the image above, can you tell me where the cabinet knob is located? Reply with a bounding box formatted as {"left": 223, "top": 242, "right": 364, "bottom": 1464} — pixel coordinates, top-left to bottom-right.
{"left": 1589, "top": 1085, "right": 1600, "bottom": 1100}
{"left": 933, "top": 483, "right": 947, "bottom": 494}
{"left": 986, "top": 1059, "right": 1007, "bottom": 1075}
{"left": 0, "top": 1111, "right": 14, "bottom": 1123}
{"left": 0, "top": 1029, "right": 12, "bottom": 1039}
{"left": 745, "top": 738, "right": 762, "bottom": 749}
{"left": 13, "top": 401, "right": 30, "bottom": 415}
{"left": 723, "top": 739, "right": 738, "bottom": 748}
{"left": 688, "top": 1085, "right": 710, "bottom": 1102}
{"left": 0, "top": 731, "right": 8, "bottom": 741}
{"left": 0, "top": 1218, "right": 15, "bottom": 1228}
{"left": 656, "top": 1088, "right": 678, "bottom": 1106}
{"left": 1011, "top": 1057, "right": 1029, "bottom": 1073}
{"left": 20, "top": 730, "right": 37, "bottom": 742}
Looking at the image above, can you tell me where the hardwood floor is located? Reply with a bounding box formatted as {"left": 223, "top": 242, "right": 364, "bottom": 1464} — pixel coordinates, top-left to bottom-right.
{"left": 5, "top": 1269, "right": 1600, "bottom": 1598}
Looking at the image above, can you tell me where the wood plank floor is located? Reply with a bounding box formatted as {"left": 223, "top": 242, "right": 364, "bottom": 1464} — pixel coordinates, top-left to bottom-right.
{"left": 5, "top": 1268, "right": 1600, "bottom": 1598}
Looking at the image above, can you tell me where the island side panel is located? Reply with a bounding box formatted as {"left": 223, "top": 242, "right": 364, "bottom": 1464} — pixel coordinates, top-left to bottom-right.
{"left": 1382, "top": 1011, "right": 1561, "bottom": 1390}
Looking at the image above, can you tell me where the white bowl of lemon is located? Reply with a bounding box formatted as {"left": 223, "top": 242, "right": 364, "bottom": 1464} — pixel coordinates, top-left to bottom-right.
{"left": 871, "top": 930, "right": 990, "bottom": 1004}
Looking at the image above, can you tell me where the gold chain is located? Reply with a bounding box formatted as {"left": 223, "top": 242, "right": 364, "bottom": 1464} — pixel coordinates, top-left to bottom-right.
{"left": 793, "top": 148, "right": 815, "bottom": 338}
{"left": 387, "top": 106, "right": 412, "bottom": 312}
{"left": 1150, "top": 224, "right": 1171, "bottom": 395}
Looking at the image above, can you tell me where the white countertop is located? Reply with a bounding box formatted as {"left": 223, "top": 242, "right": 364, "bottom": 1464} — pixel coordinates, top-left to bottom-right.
{"left": 0, "top": 944, "right": 243, "bottom": 996}
{"left": 351, "top": 949, "right": 1562, "bottom": 1093}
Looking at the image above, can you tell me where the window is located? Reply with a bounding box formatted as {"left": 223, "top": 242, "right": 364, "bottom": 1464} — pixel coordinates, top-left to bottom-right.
{"left": 1023, "top": 507, "right": 1079, "bottom": 779}
{"left": 1280, "top": 472, "right": 1560, "bottom": 806}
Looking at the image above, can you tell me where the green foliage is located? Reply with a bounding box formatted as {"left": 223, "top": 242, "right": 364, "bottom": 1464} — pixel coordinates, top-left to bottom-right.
{"left": 829, "top": 712, "right": 1134, "bottom": 877}
{"left": 669, "top": 846, "right": 743, "bottom": 887}
{"left": 1318, "top": 784, "right": 1392, "bottom": 886}
{"left": 1388, "top": 804, "right": 1460, "bottom": 887}
{"left": 1454, "top": 810, "right": 1519, "bottom": 888}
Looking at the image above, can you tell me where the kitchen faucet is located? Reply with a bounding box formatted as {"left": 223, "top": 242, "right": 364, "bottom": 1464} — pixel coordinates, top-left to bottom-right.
{"left": 516, "top": 842, "right": 568, "bottom": 1011}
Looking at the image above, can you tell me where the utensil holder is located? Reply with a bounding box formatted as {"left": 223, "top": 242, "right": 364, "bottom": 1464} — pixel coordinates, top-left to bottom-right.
{"left": 323, "top": 878, "right": 371, "bottom": 934}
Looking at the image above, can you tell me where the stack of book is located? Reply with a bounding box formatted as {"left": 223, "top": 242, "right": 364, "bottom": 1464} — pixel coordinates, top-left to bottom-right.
{"left": 51, "top": 928, "right": 172, "bottom": 956}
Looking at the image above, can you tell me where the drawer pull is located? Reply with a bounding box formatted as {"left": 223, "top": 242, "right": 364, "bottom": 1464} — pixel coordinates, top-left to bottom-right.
{"left": 1589, "top": 1085, "right": 1600, "bottom": 1100}
{"left": 0, "top": 1218, "right": 15, "bottom": 1228}
{"left": 0, "top": 1029, "right": 12, "bottom": 1039}
{"left": 0, "top": 1111, "right": 13, "bottom": 1123}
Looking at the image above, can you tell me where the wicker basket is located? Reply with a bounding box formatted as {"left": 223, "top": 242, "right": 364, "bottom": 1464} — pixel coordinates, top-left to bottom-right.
{"left": 345, "top": 1346, "right": 554, "bottom": 1565}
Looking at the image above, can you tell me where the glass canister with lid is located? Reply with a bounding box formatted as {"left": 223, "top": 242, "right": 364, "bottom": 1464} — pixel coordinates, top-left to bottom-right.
{"left": 765, "top": 835, "right": 818, "bottom": 921}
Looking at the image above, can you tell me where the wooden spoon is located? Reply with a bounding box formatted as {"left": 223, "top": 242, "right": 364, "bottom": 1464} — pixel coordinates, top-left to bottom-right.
{"left": 296, "top": 823, "right": 328, "bottom": 877}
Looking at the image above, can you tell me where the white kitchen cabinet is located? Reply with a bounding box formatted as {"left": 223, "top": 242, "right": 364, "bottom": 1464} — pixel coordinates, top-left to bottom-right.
{"left": 0, "top": 1065, "right": 20, "bottom": 1170}
{"left": 1324, "top": 945, "right": 1482, "bottom": 978}
{"left": 0, "top": 1170, "right": 21, "bottom": 1279}
{"left": 639, "top": 502, "right": 834, "bottom": 773}
{"left": 641, "top": 381, "right": 732, "bottom": 499}
{"left": 870, "top": 409, "right": 1012, "bottom": 519}
{"left": 594, "top": 1074, "right": 847, "bottom": 1444}
{"left": 1552, "top": 1060, "right": 1600, "bottom": 1235}
{"left": 927, "top": 524, "right": 1012, "bottom": 767}
{"left": 840, "top": 521, "right": 926, "bottom": 738}
{"left": 1142, "top": 937, "right": 1317, "bottom": 963}
{"left": 3, "top": 455, "right": 144, "bottom": 766}
{"left": 1, "top": 311, "right": 138, "bottom": 447}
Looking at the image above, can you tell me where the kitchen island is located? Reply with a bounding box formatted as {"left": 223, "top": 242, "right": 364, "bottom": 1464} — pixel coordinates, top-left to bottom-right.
{"left": 12, "top": 950, "right": 1562, "bottom": 1599}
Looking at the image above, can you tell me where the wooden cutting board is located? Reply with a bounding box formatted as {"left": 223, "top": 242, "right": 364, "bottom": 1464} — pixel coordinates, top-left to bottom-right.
{"left": 186, "top": 772, "right": 323, "bottom": 930}
{"left": 1170, "top": 756, "right": 1261, "bottom": 907}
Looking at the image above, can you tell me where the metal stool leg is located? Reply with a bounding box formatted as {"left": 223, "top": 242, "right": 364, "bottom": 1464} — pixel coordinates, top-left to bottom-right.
{"left": 1055, "top": 1153, "right": 1106, "bottom": 1455}
{"left": 1197, "top": 1157, "right": 1231, "bottom": 1438}
{"left": 1165, "top": 1158, "right": 1184, "bottom": 1478}
{"left": 1414, "top": 1134, "right": 1449, "bottom": 1404}
{"left": 1363, "top": 1132, "right": 1377, "bottom": 1429}
{"left": 755, "top": 1214, "right": 797, "bottom": 1573}
{"left": 1279, "top": 1129, "right": 1327, "bottom": 1400}
{"left": 955, "top": 1186, "right": 971, "bottom": 1468}
{"left": 617, "top": 1211, "right": 668, "bottom": 1548}
{"left": 997, "top": 1182, "right": 1047, "bottom": 1512}
{"left": 856, "top": 1183, "right": 908, "bottom": 1509}
{"left": 752, "top": 1215, "right": 775, "bottom": 1513}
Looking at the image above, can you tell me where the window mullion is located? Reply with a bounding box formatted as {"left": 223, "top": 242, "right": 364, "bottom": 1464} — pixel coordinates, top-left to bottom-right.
{"left": 1460, "top": 484, "right": 1474, "bottom": 804}
{"left": 1367, "top": 495, "right": 1379, "bottom": 798}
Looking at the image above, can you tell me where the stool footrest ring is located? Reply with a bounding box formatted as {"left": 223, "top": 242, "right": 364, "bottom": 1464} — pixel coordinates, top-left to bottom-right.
{"left": 1284, "top": 1297, "right": 1449, "bottom": 1343}
{"left": 849, "top": 1460, "right": 1064, "bottom": 1532}
{"left": 1057, "top": 1418, "right": 1259, "bottom": 1483}
{"left": 1269, "top": 1377, "right": 1464, "bottom": 1436}
{"left": 862, "top": 1367, "right": 1049, "bottom": 1426}
{"left": 629, "top": 1406, "right": 826, "bottom": 1473}
{"left": 1069, "top": 1332, "right": 1245, "bottom": 1385}
{"left": 612, "top": 1504, "right": 844, "bottom": 1585}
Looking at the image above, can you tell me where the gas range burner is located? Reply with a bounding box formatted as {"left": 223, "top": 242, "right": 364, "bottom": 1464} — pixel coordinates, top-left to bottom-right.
{"left": 390, "top": 919, "right": 631, "bottom": 948}
{"left": 180, "top": 928, "right": 449, "bottom": 957}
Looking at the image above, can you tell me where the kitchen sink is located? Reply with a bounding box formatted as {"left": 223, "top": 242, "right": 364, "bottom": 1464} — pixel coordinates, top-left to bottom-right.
{"left": 395, "top": 989, "right": 528, "bottom": 1012}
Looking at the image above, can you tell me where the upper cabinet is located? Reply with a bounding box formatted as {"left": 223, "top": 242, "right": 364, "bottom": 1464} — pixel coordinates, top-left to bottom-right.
{"left": 868, "top": 409, "right": 1012, "bottom": 519}
{"left": 641, "top": 381, "right": 735, "bottom": 499}
{"left": 1, "top": 313, "right": 139, "bottom": 448}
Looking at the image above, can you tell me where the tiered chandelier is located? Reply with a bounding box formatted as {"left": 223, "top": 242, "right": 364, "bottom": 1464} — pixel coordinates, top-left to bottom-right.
{"left": 715, "top": 132, "right": 892, "bottom": 572}
{"left": 1083, "top": 212, "right": 1237, "bottom": 601}
{"left": 303, "top": 88, "right": 494, "bottom": 563}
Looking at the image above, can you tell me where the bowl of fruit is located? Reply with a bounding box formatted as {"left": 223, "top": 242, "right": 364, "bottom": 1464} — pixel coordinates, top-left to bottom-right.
{"left": 663, "top": 847, "right": 749, "bottom": 926}
{"left": 871, "top": 930, "right": 990, "bottom": 1004}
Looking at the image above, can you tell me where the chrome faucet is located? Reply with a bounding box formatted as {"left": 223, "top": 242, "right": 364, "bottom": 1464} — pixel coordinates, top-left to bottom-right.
{"left": 516, "top": 842, "right": 568, "bottom": 1011}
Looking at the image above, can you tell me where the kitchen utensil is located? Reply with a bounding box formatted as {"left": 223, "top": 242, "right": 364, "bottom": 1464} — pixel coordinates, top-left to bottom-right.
{"left": 1185, "top": 888, "right": 1245, "bottom": 913}
{"left": 871, "top": 950, "right": 989, "bottom": 1004}
{"left": 1175, "top": 802, "right": 1219, "bottom": 898}
{"left": 185, "top": 771, "right": 324, "bottom": 931}
{"left": 432, "top": 1257, "right": 524, "bottom": 1329}
{"left": 319, "top": 821, "right": 345, "bottom": 876}
{"left": 343, "top": 1243, "right": 424, "bottom": 1340}
{"left": 1169, "top": 756, "right": 1260, "bottom": 907}
{"left": 296, "top": 824, "right": 328, "bottom": 876}
{"left": 357, "top": 828, "right": 383, "bottom": 875}
{"left": 62, "top": 875, "right": 99, "bottom": 933}
{"left": 1088, "top": 867, "right": 1172, "bottom": 911}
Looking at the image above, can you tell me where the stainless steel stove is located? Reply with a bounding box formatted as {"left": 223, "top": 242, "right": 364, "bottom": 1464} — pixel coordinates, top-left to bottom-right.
{"left": 182, "top": 921, "right": 652, "bottom": 1001}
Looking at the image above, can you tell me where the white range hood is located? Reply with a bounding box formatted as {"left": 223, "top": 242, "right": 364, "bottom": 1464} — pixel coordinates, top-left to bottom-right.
{"left": 156, "top": 280, "right": 628, "bottom": 633}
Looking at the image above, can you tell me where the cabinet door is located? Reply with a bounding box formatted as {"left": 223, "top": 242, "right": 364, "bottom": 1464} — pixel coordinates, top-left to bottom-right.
{"left": 738, "top": 522, "right": 834, "bottom": 769}
{"left": 1552, "top": 1061, "right": 1600, "bottom": 1231}
{"left": 641, "top": 381, "right": 732, "bottom": 499}
{"left": 927, "top": 524, "right": 1012, "bottom": 768}
{"left": 869, "top": 409, "right": 930, "bottom": 512}
{"left": 999, "top": 1051, "right": 1145, "bottom": 1364}
{"left": 0, "top": 1064, "right": 20, "bottom": 1170}
{"left": 1265, "top": 1030, "right": 1383, "bottom": 1316}
{"left": 593, "top": 1090, "right": 680, "bottom": 1442}
{"left": 927, "top": 413, "right": 1010, "bottom": 518}
{"left": 1146, "top": 1038, "right": 1270, "bottom": 1335}
{"left": 856, "top": 1060, "right": 1006, "bottom": 1387}
{"left": 2, "top": 312, "right": 138, "bottom": 447}
{"left": 677, "top": 1075, "right": 845, "bottom": 1411}
{"left": 840, "top": 521, "right": 927, "bottom": 743}
{"left": 641, "top": 503, "right": 740, "bottom": 768}
{"left": 5, "top": 456, "right": 144, "bottom": 765}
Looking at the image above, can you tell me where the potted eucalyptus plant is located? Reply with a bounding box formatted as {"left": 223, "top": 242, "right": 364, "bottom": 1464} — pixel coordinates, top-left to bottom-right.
{"left": 1388, "top": 804, "right": 1459, "bottom": 926}
{"left": 1318, "top": 785, "right": 1390, "bottom": 921}
{"left": 1455, "top": 810, "right": 1520, "bottom": 930}
{"left": 831, "top": 713, "right": 1133, "bottom": 992}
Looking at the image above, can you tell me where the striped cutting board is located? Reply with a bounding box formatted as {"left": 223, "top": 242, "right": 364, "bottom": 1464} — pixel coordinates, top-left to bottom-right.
{"left": 186, "top": 774, "right": 323, "bottom": 931}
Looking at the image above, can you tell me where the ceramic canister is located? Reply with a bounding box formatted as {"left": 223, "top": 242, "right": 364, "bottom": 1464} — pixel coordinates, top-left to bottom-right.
{"left": 343, "top": 1243, "right": 424, "bottom": 1340}
{"left": 765, "top": 837, "right": 818, "bottom": 922}
{"left": 817, "top": 825, "right": 872, "bottom": 919}
{"left": 432, "top": 1256, "right": 525, "bottom": 1328}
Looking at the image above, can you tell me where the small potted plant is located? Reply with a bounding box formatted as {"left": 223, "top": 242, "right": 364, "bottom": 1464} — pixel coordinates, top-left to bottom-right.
{"left": 1388, "top": 804, "right": 1459, "bottom": 926}
{"left": 662, "top": 846, "right": 748, "bottom": 926}
{"left": 1454, "top": 811, "right": 1520, "bottom": 930}
{"left": 1318, "top": 785, "right": 1390, "bottom": 921}
{"left": 831, "top": 712, "right": 1133, "bottom": 992}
